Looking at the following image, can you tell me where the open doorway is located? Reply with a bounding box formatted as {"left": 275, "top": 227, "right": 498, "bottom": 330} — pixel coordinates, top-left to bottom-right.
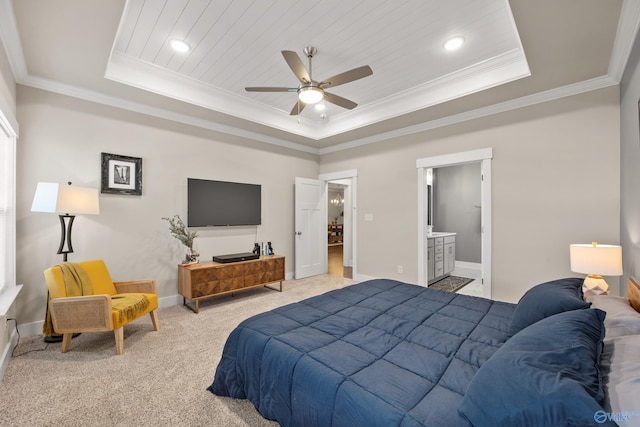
{"left": 319, "top": 170, "right": 357, "bottom": 279}
{"left": 417, "top": 148, "right": 492, "bottom": 298}
{"left": 294, "top": 170, "right": 357, "bottom": 280}
{"left": 327, "top": 181, "right": 350, "bottom": 278}
{"left": 428, "top": 164, "right": 482, "bottom": 295}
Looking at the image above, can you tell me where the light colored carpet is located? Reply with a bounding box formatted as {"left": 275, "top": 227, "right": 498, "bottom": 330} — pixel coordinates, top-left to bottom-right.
{"left": 0, "top": 274, "right": 356, "bottom": 426}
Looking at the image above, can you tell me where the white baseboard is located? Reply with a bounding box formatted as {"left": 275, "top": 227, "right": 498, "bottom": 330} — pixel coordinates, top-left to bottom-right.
{"left": 454, "top": 261, "right": 481, "bottom": 270}
{"left": 0, "top": 321, "right": 19, "bottom": 382}
{"left": 353, "top": 273, "right": 377, "bottom": 282}
{"left": 159, "top": 294, "right": 182, "bottom": 308}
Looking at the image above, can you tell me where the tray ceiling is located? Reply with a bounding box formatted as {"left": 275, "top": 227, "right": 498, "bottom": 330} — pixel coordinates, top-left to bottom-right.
{"left": 106, "top": 0, "right": 529, "bottom": 140}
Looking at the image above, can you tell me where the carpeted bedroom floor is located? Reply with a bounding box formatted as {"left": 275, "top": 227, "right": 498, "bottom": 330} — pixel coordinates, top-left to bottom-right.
{"left": 0, "top": 274, "right": 356, "bottom": 427}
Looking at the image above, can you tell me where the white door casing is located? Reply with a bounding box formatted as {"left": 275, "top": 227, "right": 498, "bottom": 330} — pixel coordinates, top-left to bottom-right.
{"left": 319, "top": 169, "right": 358, "bottom": 279}
{"left": 416, "top": 148, "right": 492, "bottom": 298}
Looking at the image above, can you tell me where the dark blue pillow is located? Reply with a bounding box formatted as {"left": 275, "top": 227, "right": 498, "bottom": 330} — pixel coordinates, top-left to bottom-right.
{"left": 459, "top": 309, "right": 614, "bottom": 427}
{"left": 508, "top": 277, "right": 590, "bottom": 337}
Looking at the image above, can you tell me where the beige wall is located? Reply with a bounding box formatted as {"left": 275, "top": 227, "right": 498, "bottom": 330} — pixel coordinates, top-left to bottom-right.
{"left": 12, "top": 80, "right": 622, "bottom": 327}
{"left": 16, "top": 86, "right": 318, "bottom": 327}
{"left": 320, "top": 87, "right": 620, "bottom": 302}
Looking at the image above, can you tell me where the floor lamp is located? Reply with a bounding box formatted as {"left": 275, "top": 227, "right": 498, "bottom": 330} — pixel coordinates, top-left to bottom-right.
{"left": 31, "top": 181, "right": 100, "bottom": 342}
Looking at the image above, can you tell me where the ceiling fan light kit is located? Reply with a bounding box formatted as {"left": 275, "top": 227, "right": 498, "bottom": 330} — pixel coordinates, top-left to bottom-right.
{"left": 298, "top": 86, "right": 324, "bottom": 104}
{"left": 245, "top": 46, "right": 373, "bottom": 116}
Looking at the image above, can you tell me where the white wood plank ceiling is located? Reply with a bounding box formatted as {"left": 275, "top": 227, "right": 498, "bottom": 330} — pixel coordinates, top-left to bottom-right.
{"left": 107, "top": 0, "right": 528, "bottom": 139}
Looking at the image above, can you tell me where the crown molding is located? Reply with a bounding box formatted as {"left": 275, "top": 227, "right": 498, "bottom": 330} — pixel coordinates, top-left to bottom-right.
{"left": 19, "top": 72, "right": 319, "bottom": 154}
{"left": 0, "top": 0, "right": 27, "bottom": 82}
{"left": 105, "top": 51, "right": 325, "bottom": 138}
{"left": 319, "top": 75, "right": 618, "bottom": 155}
{"left": 105, "top": 46, "right": 530, "bottom": 141}
{"left": 608, "top": 0, "right": 640, "bottom": 82}
{"left": 1, "top": 0, "right": 639, "bottom": 155}
{"left": 315, "top": 48, "right": 530, "bottom": 139}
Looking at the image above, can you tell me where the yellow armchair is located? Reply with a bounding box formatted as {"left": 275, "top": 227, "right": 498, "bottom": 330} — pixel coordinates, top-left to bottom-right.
{"left": 43, "top": 260, "right": 159, "bottom": 355}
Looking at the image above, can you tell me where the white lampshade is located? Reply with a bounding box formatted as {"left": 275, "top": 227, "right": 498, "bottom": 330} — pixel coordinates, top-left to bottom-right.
{"left": 298, "top": 86, "right": 324, "bottom": 104}
{"left": 31, "top": 182, "right": 100, "bottom": 215}
{"left": 570, "top": 243, "right": 623, "bottom": 276}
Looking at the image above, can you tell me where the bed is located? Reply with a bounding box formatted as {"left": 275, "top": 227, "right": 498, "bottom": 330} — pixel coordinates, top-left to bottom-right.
{"left": 209, "top": 277, "right": 640, "bottom": 426}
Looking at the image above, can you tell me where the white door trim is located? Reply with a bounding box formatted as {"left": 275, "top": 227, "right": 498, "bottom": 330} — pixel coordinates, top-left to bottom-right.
{"left": 416, "top": 148, "right": 493, "bottom": 298}
{"left": 319, "top": 170, "right": 358, "bottom": 279}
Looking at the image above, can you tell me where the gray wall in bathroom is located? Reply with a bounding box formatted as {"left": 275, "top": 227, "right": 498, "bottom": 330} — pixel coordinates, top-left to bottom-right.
{"left": 434, "top": 163, "right": 482, "bottom": 263}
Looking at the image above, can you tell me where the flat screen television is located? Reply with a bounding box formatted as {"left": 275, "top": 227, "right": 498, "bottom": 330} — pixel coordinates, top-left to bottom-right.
{"left": 187, "top": 178, "right": 261, "bottom": 227}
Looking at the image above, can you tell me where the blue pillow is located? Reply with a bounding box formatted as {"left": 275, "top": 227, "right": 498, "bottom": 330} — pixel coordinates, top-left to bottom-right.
{"left": 508, "top": 277, "right": 590, "bottom": 337}
{"left": 459, "top": 309, "right": 614, "bottom": 426}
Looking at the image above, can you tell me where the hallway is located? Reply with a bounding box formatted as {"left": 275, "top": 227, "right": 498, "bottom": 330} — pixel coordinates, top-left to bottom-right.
{"left": 328, "top": 244, "right": 343, "bottom": 277}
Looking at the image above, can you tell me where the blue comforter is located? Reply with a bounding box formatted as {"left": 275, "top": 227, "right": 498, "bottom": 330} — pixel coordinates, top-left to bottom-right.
{"left": 209, "top": 279, "right": 515, "bottom": 426}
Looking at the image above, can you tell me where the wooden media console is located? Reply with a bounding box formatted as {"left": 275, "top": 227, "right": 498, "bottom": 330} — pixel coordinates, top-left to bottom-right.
{"left": 178, "top": 255, "right": 285, "bottom": 313}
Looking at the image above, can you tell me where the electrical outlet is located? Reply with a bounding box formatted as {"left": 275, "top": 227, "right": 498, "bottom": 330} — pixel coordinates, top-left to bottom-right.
{"left": 397, "top": 265, "right": 403, "bottom": 274}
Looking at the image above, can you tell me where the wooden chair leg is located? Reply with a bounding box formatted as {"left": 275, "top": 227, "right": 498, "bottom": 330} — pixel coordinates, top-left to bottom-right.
{"left": 61, "top": 333, "right": 72, "bottom": 353}
{"left": 149, "top": 310, "right": 159, "bottom": 331}
{"left": 114, "top": 327, "right": 124, "bottom": 355}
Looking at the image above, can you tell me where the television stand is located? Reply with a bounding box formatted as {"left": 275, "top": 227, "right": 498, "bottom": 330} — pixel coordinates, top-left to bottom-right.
{"left": 177, "top": 255, "right": 285, "bottom": 314}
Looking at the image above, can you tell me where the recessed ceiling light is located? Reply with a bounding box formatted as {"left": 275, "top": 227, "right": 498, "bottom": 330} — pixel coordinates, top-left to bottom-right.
{"left": 443, "top": 36, "right": 465, "bottom": 51}
{"left": 170, "top": 39, "right": 190, "bottom": 53}
{"left": 315, "top": 103, "right": 326, "bottom": 111}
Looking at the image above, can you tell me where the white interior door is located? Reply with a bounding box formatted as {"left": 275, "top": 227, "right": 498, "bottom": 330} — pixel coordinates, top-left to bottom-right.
{"left": 294, "top": 177, "right": 327, "bottom": 279}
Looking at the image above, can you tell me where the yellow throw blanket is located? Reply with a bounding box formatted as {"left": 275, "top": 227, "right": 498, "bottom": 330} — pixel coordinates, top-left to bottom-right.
{"left": 43, "top": 262, "right": 94, "bottom": 336}
{"left": 111, "top": 294, "right": 150, "bottom": 326}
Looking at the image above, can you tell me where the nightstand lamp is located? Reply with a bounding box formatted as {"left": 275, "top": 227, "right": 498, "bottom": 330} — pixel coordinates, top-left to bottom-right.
{"left": 570, "top": 242, "right": 622, "bottom": 297}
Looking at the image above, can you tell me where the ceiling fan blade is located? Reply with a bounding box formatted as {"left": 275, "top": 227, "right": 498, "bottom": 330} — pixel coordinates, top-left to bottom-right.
{"left": 282, "top": 51, "right": 310, "bottom": 84}
{"left": 245, "top": 87, "right": 295, "bottom": 92}
{"left": 320, "top": 65, "right": 373, "bottom": 89}
{"left": 323, "top": 92, "right": 357, "bottom": 110}
{"left": 289, "top": 100, "right": 307, "bottom": 115}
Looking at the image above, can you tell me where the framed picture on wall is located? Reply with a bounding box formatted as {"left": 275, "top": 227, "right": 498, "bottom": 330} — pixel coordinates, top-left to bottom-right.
{"left": 101, "top": 152, "right": 142, "bottom": 195}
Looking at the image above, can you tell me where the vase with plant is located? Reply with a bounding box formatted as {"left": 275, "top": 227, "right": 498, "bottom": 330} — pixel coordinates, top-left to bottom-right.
{"left": 162, "top": 215, "right": 200, "bottom": 263}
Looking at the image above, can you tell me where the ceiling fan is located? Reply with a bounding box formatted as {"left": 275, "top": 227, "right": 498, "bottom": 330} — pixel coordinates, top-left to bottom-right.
{"left": 245, "top": 47, "right": 373, "bottom": 115}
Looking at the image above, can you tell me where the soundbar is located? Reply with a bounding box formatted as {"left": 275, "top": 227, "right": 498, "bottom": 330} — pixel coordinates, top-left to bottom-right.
{"left": 213, "top": 252, "right": 260, "bottom": 263}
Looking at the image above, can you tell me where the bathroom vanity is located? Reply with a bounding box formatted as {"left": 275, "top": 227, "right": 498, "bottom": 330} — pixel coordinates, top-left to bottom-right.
{"left": 427, "top": 232, "right": 456, "bottom": 284}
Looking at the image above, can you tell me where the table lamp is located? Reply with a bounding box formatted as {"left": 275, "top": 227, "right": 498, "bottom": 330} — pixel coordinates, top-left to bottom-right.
{"left": 31, "top": 182, "right": 100, "bottom": 261}
{"left": 570, "top": 242, "right": 622, "bottom": 297}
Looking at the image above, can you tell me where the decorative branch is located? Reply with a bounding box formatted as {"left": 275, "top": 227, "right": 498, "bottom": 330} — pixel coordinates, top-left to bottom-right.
{"left": 162, "top": 215, "right": 198, "bottom": 249}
